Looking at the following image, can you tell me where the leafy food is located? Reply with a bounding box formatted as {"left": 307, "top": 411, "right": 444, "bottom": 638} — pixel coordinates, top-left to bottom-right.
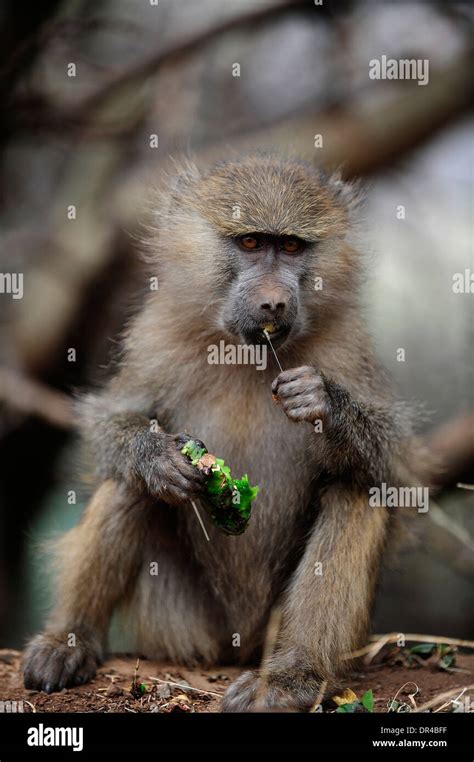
{"left": 181, "top": 440, "right": 259, "bottom": 535}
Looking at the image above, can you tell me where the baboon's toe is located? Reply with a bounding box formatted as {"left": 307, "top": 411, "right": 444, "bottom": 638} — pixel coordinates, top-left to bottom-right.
{"left": 23, "top": 631, "right": 101, "bottom": 693}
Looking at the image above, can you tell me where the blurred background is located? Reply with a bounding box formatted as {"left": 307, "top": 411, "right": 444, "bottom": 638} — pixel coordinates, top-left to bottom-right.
{"left": 0, "top": 0, "right": 472, "bottom": 650}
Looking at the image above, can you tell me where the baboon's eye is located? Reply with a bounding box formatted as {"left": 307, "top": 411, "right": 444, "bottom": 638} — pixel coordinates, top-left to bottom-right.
{"left": 282, "top": 238, "right": 302, "bottom": 254}
{"left": 239, "top": 234, "right": 260, "bottom": 250}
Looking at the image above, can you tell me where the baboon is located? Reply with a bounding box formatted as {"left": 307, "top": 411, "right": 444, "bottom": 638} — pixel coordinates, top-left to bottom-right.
{"left": 23, "top": 154, "right": 424, "bottom": 711}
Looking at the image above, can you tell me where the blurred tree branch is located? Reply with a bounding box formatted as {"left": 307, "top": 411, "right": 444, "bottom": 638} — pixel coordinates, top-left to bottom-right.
{"left": 0, "top": 366, "right": 75, "bottom": 431}
{"left": 208, "top": 52, "right": 474, "bottom": 177}
{"left": 3, "top": 0, "right": 306, "bottom": 136}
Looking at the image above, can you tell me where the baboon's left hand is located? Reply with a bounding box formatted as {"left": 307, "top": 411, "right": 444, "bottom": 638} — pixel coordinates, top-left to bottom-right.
{"left": 271, "top": 366, "right": 331, "bottom": 426}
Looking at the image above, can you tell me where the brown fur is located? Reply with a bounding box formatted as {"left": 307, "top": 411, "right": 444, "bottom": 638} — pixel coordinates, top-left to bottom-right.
{"left": 23, "top": 154, "right": 424, "bottom": 711}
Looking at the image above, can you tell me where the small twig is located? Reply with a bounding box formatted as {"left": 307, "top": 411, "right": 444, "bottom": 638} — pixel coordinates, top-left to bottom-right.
{"left": 147, "top": 676, "right": 223, "bottom": 698}
{"left": 103, "top": 673, "right": 119, "bottom": 682}
{"left": 362, "top": 634, "right": 393, "bottom": 665}
{"left": 433, "top": 687, "right": 468, "bottom": 714}
{"left": 264, "top": 330, "right": 284, "bottom": 372}
{"left": 191, "top": 500, "right": 210, "bottom": 542}
{"left": 415, "top": 684, "right": 474, "bottom": 714}
{"left": 389, "top": 681, "right": 420, "bottom": 713}
{"left": 370, "top": 633, "right": 474, "bottom": 648}
{"left": 347, "top": 632, "right": 474, "bottom": 661}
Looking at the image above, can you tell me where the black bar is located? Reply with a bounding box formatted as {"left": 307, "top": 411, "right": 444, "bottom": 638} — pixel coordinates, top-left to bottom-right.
{"left": 0, "top": 712, "right": 472, "bottom": 758}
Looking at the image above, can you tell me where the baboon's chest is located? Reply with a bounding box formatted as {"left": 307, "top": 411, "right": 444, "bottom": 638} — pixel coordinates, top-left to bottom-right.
{"left": 163, "top": 372, "right": 319, "bottom": 518}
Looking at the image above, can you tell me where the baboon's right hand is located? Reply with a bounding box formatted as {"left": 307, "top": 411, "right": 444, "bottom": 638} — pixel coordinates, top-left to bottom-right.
{"left": 136, "top": 431, "right": 207, "bottom": 506}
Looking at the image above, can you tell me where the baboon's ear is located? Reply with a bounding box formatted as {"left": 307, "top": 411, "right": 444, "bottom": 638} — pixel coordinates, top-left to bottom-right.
{"left": 328, "top": 170, "right": 363, "bottom": 214}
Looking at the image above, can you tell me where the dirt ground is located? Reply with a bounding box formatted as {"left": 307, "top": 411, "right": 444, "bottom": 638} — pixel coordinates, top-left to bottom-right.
{"left": 0, "top": 649, "right": 473, "bottom": 713}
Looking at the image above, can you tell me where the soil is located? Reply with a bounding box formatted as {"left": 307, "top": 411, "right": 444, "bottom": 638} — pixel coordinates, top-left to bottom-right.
{"left": 0, "top": 649, "right": 472, "bottom": 713}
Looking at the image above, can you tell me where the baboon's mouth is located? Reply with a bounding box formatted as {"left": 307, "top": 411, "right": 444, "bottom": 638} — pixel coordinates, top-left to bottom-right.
{"left": 247, "top": 322, "right": 291, "bottom": 348}
{"left": 240, "top": 322, "right": 291, "bottom": 347}
{"left": 262, "top": 325, "right": 291, "bottom": 348}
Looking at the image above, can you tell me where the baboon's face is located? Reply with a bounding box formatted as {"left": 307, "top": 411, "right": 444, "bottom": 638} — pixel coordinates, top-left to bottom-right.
{"left": 193, "top": 157, "right": 358, "bottom": 347}
{"left": 161, "top": 156, "right": 359, "bottom": 347}
{"left": 220, "top": 231, "right": 309, "bottom": 347}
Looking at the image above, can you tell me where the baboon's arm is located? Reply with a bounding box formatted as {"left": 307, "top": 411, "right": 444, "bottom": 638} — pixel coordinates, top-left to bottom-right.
{"left": 272, "top": 366, "right": 411, "bottom": 485}
{"left": 79, "top": 374, "right": 206, "bottom": 505}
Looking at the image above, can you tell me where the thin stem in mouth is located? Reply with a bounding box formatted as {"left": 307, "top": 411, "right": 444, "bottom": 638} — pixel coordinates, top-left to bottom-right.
{"left": 264, "top": 329, "right": 283, "bottom": 372}
{"left": 190, "top": 499, "right": 210, "bottom": 542}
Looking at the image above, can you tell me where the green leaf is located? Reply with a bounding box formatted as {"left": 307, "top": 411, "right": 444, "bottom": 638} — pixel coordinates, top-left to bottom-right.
{"left": 439, "top": 653, "right": 455, "bottom": 669}
{"left": 336, "top": 703, "right": 357, "bottom": 713}
{"left": 409, "top": 643, "right": 436, "bottom": 655}
{"left": 361, "top": 689, "right": 374, "bottom": 712}
{"left": 180, "top": 441, "right": 206, "bottom": 465}
{"left": 438, "top": 644, "right": 456, "bottom": 662}
{"left": 181, "top": 440, "right": 259, "bottom": 535}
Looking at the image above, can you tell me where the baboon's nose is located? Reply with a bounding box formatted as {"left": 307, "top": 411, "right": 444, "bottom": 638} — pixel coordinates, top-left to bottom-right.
{"left": 259, "top": 293, "right": 287, "bottom": 317}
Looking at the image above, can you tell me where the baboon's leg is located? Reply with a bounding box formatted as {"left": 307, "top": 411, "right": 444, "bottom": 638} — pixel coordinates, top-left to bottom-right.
{"left": 23, "top": 480, "right": 150, "bottom": 692}
{"left": 222, "top": 485, "right": 389, "bottom": 711}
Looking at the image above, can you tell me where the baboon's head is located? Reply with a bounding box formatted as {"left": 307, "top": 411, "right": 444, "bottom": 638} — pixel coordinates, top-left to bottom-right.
{"left": 151, "top": 154, "right": 362, "bottom": 348}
